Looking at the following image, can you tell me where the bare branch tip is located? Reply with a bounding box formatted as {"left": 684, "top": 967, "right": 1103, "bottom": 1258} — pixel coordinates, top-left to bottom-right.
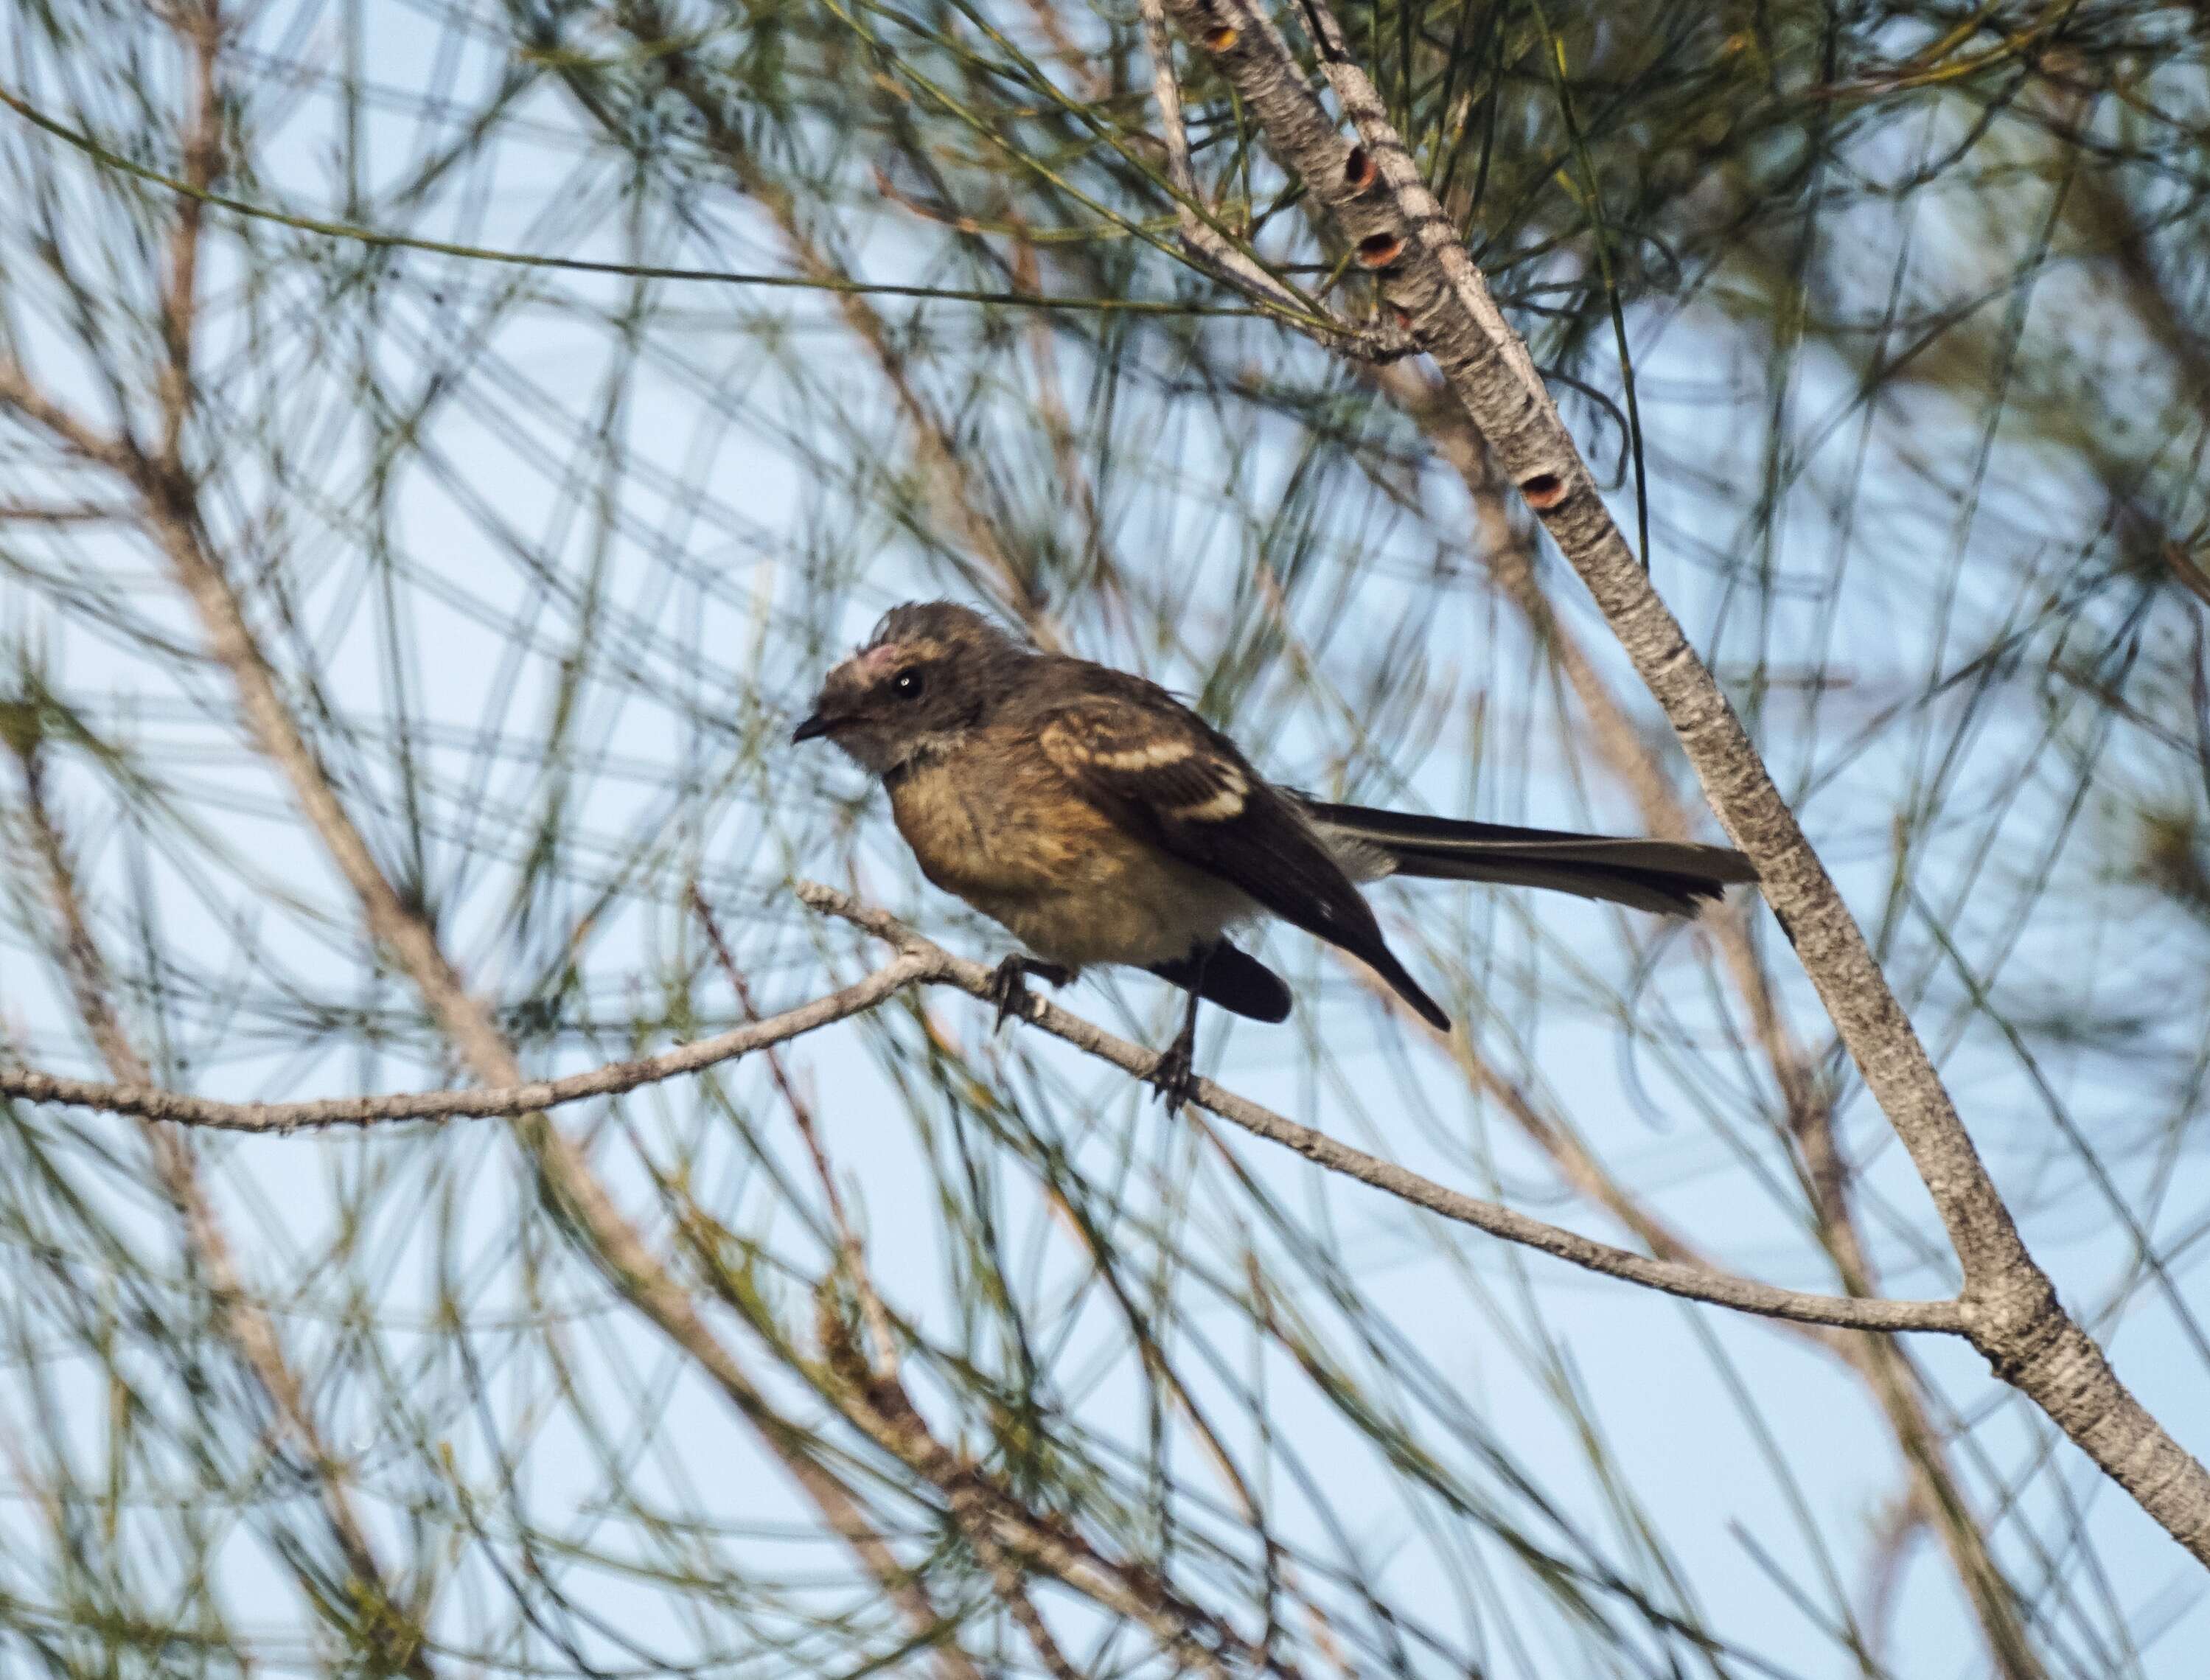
{"left": 795, "top": 881, "right": 947, "bottom": 966}
{"left": 794, "top": 879, "right": 851, "bottom": 916}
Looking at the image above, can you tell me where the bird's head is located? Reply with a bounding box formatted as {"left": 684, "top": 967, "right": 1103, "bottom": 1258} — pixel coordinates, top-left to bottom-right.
{"left": 792, "top": 601, "right": 1026, "bottom": 776}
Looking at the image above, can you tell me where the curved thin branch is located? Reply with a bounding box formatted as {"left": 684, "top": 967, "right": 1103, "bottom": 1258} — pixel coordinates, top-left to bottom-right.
{"left": 10, "top": 740, "right": 437, "bottom": 1676}
{"left": 0, "top": 85, "right": 1248, "bottom": 319}
{"left": 796, "top": 887, "right": 1961, "bottom": 1336}
{"left": 4, "top": 886, "right": 1962, "bottom": 1338}
{"left": 1135, "top": 0, "right": 1408, "bottom": 361}
{"left": 0, "top": 955, "right": 935, "bottom": 1133}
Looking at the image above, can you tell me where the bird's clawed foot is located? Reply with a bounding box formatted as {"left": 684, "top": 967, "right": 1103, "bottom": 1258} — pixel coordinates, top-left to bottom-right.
{"left": 1147, "top": 1031, "right": 1199, "bottom": 1111}
{"left": 987, "top": 956, "right": 1072, "bottom": 1031}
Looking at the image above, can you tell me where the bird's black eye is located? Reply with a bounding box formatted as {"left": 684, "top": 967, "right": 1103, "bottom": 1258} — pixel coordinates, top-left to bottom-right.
{"left": 891, "top": 668, "right": 925, "bottom": 700}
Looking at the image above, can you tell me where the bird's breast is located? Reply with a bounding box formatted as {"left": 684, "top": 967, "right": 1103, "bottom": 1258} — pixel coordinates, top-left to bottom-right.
{"left": 888, "top": 750, "right": 1104, "bottom": 893}
{"left": 887, "top": 750, "right": 1249, "bottom": 966}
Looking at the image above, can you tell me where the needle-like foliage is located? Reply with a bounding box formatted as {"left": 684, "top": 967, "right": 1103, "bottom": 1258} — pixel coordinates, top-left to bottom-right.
{"left": 3, "top": 1, "right": 2208, "bottom": 1676}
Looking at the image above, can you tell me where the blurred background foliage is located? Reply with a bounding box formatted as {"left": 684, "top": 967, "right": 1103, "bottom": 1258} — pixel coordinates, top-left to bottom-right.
{"left": 2, "top": 0, "right": 2209, "bottom": 1674}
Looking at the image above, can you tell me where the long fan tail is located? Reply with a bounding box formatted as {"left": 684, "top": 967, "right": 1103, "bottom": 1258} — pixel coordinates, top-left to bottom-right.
{"left": 1302, "top": 801, "right": 1757, "bottom": 918}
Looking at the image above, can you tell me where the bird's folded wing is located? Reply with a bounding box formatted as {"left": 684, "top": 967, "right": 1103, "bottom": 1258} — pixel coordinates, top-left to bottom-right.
{"left": 1036, "top": 694, "right": 1449, "bottom": 1029}
{"left": 1036, "top": 694, "right": 1366, "bottom": 945}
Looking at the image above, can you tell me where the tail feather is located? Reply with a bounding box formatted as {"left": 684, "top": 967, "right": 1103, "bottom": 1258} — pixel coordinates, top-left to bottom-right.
{"left": 1356, "top": 942, "right": 1452, "bottom": 1032}
{"left": 1150, "top": 938, "right": 1451, "bottom": 1034}
{"left": 1300, "top": 800, "right": 1756, "bottom": 919}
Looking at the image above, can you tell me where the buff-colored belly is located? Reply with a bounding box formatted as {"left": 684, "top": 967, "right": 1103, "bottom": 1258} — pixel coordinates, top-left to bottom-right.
{"left": 890, "top": 756, "right": 1249, "bottom": 967}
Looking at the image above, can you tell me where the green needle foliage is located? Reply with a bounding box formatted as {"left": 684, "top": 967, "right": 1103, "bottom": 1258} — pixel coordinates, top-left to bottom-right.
{"left": 2, "top": 0, "right": 2208, "bottom": 1676}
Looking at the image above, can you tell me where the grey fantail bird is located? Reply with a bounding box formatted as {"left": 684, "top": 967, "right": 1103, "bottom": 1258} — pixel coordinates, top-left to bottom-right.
{"left": 794, "top": 602, "right": 1757, "bottom": 1102}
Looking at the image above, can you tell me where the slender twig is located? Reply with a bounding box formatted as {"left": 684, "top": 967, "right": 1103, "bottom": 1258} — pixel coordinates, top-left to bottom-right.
{"left": 802, "top": 1313, "right": 1255, "bottom": 1680}
{"left": 1364, "top": 369, "right": 2043, "bottom": 1675}
{"left": 603, "top": 0, "right": 1068, "bottom": 648}
{"left": 0, "top": 85, "right": 1247, "bottom": 318}
{"left": 4, "top": 882, "right": 1963, "bottom": 1336}
{"left": 691, "top": 884, "right": 902, "bottom": 1378}
{"left": 0, "top": 955, "right": 934, "bottom": 1133}
{"left": 0, "top": 501, "right": 127, "bottom": 523}
{"left": 1, "top": 332, "right": 991, "bottom": 1680}
{"left": 800, "top": 885, "right": 1963, "bottom": 1335}
{"left": 0, "top": 358, "right": 136, "bottom": 467}
{"left": 154, "top": 0, "right": 222, "bottom": 467}
{"left": 1137, "top": 0, "right": 1408, "bottom": 360}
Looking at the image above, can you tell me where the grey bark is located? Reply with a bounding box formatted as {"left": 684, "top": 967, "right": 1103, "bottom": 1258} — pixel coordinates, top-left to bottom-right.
{"left": 1156, "top": 0, "right": 2210, "bottom": 1564}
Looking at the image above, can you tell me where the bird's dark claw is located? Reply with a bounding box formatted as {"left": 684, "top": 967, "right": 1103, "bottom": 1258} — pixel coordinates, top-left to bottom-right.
{"left": 1147, "top": 1036, "right": 1199, "bottom": 1111}
{"left": 986, "top": 956, "right": 1071, "bottom": 1031}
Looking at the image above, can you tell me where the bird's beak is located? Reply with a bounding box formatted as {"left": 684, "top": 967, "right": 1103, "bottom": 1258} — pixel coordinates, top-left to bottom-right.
{"left": 791, "top": 709, "right": 834, "bottom": 744}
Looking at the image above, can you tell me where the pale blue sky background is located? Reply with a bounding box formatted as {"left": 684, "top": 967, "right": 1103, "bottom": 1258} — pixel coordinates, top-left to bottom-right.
{"left": 3, "top": 2, "right": 2207, "bottom": 1675}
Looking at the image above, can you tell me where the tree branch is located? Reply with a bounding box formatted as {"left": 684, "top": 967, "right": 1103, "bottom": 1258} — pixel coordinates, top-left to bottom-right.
{"left": 1363, "top": 371, "right": 2044, "bottom": 1679}
{"left": 7, "top": 885, "right": 1963, "bottom": 1339}
{"left": 800, "top": 885, "right": 1963, "bottom": 1335}
{"left": 1157, "top": 0, "right": 2210, "bottom": 1563}
{"left": 0, "top": 955, "right": 936, "bottom": 1134}
{"left": 1136, "top": 0, "right": 1408, "bottom": 360}
{"left": 0, "top": 363, "right": 994, "bottom": 1679}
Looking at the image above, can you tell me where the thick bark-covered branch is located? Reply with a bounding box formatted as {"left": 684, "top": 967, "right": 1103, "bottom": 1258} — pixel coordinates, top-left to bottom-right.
{"left": 1358, "top": 377, "right": 2043, "bottom": 1677}
{"left": 1154, "top": 0, "right": 2210, "bottom": 1564}
{"left": 1134, "top": 0, "right": 1406, "bottom": 360}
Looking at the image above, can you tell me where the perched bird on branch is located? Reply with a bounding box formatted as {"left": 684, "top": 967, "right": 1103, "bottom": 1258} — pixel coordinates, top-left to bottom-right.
{"left": 794, "top": 602, "right": 1757, "bottom": 1104}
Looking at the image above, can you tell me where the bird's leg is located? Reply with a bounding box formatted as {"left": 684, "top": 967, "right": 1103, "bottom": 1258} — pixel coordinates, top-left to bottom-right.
{"left": 1148, "top": 945, "right": 1210, "bottom": 1110}
{"left": 986, "top": 955, "right": 1073, "bottom": 1031}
